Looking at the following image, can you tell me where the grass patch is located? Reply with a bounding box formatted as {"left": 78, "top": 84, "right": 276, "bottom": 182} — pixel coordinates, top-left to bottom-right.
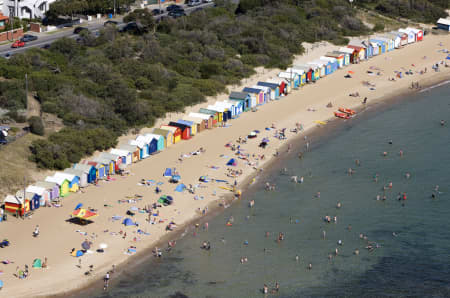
{"left": 0, "top": 133, "right": 46, "bottom": 198}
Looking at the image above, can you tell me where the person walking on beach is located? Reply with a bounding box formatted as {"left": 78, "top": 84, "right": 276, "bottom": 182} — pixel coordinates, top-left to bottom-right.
{"left": 103, "top": 271, "right": 110, "bottom": 291}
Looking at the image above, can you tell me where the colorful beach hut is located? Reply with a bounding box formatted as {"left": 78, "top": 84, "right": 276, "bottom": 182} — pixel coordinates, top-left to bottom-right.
{"left": 382, "top": 33, "right": 401, "bottom": 49}
{"left": 347, "top": 45, "right": 365, "bottom": 62}
{"left": 4, "top": 194, "right": 29, "bottom": 216}
{"left": 144, "top": 133, "right": 165, "bottom": 152}
{"left": 25, "top": 185, "right": 45, "bottom": 209}
{"left": 278, "top": 72, "right": 299, "bottom": 89}
{"left": 152, "top": 128, "right": 173, "bottom": 147}
{"left": 214, "top": 101, "right": 238, "bottom": 119}
{"left": 136, "top": 135, "right": 154, "bottom": 158}
{"left": 169, "top": 121, "right": 191, "bottom": 139}
{"left": 110, "top": 148, "right": 132, "bottom": 165}
{"left": 229, "top": 91, "right": 252, "bottom": 111}
{"left": 307, "top": 60, "right": 326, "bottom": 77}
{"left": 294, "top": 65, "right": 315, "bottom": 82}
{"left": 207, "top": 105, "right": 228, "bottom": 122}
{"left": 257, "top": 82, "right": 280, "bottom": 99}
{"left": 189, "top": 112, "right": 214, "bottom": 128}
{"left": 119, "top": 144, "right": 140, "bottom": 162}
{"left": 325, "top": 52, "right": 345, "bottom": 68}
{"left": 73, "top": 163, "right": 97, "bottom": 183}
{"left": 87, "top": 161, "right": 106, "bottom": 180}
{"left": 54, "top": 172, "right": 79, "bottom": 192}
{"left": 250, "top": 85, "right": 270, "bottom": 103}
{"left": 339, "top": 47, "right": 357, "bottom": 63}
{"left": 369, "top": 39, "right": 387, "bottom": 54}
{"left": 199, "top": 108, "right": 221, "bottom": 126}
{"left": 183, "top": 115, "right": 207, "bottom": 131}
{"left": 398, "top": 29, "right": 415, "bottom": 44}
{"left": 99, "top": 152, "right": 121, "bottom": 173}
{"left": 160, "top": 126, "right": 182, "bottom": 143}
{"left": 129, "top": 138, "right": 148, "bottom": 160}
{"left": 45, "top": 175, "right": 70, "bottom": 197}
{"left": 35, "top": 181, "right": 60, "bottom": 201}
{"left": 333, "top": 51, "right": 351, "bottom": 66}
{"left": 391, "top": 31, "right": 408, "bottom": 46}
{"left": 242, "top": 87, "right": 263, "bottom": 106}
{"left": 406, "top": 27, "right": 423, "bottom": 42}
{"left": 285, "top": 68, "right": 306, "bottom": 86}
{"left": 64, "top": 168, "right": 88, "bottom": 188}
{"left": 267, "top": 78, "right": 289, "bottom": 95}
{"left": 176, "top": 120, "right": 197, "bottom": 136}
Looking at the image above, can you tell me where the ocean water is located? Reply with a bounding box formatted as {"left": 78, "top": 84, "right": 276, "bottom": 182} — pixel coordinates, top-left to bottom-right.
{"left": 88, "top": 83, "right": 450, "bottom": 298}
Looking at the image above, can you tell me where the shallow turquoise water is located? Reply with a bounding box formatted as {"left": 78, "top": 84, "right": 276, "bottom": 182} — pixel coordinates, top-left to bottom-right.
{"left": 88, "top": 83, "right": 450, "bottom": 298}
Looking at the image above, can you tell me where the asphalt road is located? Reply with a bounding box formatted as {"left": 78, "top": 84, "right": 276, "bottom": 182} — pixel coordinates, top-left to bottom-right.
{"left": 0, "top": 2, "right": 214, "bottom": 57}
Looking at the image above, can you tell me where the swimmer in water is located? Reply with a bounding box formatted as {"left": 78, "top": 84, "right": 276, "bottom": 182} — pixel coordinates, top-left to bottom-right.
{"left": 355, "top": 159, "right": 360, "bottom": 166}
{"left": 295, "top": 255, "right": 299, "bottom": 262}
{"left": 383, "top": 152, "right": 388, "bottom": 157}
{"left": 405, "top": 172, "right": 411, "bottom": 179}
{"left": 354, "top": 249, "right": 360, "bottom": 255}
{"left": 336, "top": 202, "right": 342, "bottom": 208}
{"left": 399, "top": 150, "right": 403, "bottom": 157}
{"left": 308, "top": 263, "right": 312, "bottom": 270}
{"left": 440, "top": 120, "right": 445, "bottom": 126}
{"left": 388, "top": 140, "right": 393, "bottom": 145}
{"left": 322, "top": 230, "right": 326, "bottom": 239}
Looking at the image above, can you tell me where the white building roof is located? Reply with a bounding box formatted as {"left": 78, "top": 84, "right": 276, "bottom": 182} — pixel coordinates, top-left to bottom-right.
{"left": 4, "top": 194, "right": 24, "bottom": 204}
{"left": 207, "top": 105, "right": 226, "bottom": 112}
{"left": 278, "top": 72, "right": 298, "bottom": 80}
{"left": 251, "top": 85, "right": 271, "bottom": 93}
{"left": 320, "top": 56, "right": 337, "bottom": 63}
{"left": 182, "top": 116, "right": 204, "bottom": 124}
{"left": 110, "top": 148, "right": 131, "bottom": 156}
{"left": 45, "top": 175, "right": 69, "bottom": 186}
{"left": 189, "top": 112, "right": 211, "bottom": 120}
{"left": 144, "top": 133, "right": 162, "bottom": 141}
{"left": 129, "top": 139, "right": 145, "bottom": 149}
{"left": 54, "top": 172, "right": 76, "bottom": 181}
{"left": 136, "top": 134, "right": 153, "bottom": 144}
{"left": 339, "top": 47, "right": 355, "bottom": 54}
{"left": 25, "top": 185, "right": 46, "bottom": 196}
{"left": 285, "top": 68, "right": 305, "bottom": 75}
{"left": 437, "top": 18, "right": 450, "bottom": 26}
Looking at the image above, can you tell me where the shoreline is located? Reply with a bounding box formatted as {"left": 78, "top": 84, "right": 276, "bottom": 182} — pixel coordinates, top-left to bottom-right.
{"left": 65, "top": 64, "right": 450, "bottom": 298}
{"left": 1, "top": 34, "right": 449, "bottom": 298}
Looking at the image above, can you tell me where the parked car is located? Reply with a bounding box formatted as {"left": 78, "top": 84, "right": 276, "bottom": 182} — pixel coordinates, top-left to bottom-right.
{"left": 11, "top": 40, "right": 25, "bottom": 48}
{"left": 73, "top": 26, "right": 88, "bottom": 34}
{"left": 104, "top": 20, "right": 118, "bottom": 26}
{"left": 202, "top": 0, "right": 213, "bottom": 2}
{"left": 151, "top": 8, "right": 164, "bottom": 15}
{"left": 188, "top": 0, "right": 201, "bottom": 6}
{"left": 41, "top": 44, "right": 51, "bottom": 49}
{"left": 166, "top": 4, "right": 182, "bottom": 11}
{"left": 168, "top": 10, "right": 186, "bottom": 18}
{"left": 20, "top": 34, "right": 38, "bottom": 42}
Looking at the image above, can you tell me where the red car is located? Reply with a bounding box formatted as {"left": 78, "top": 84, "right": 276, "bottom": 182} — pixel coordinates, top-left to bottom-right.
{"left": 11, "top": 40, "right": 25, "bottom": 48}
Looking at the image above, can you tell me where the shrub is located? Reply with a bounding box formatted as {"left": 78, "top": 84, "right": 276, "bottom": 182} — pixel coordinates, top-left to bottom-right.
{"left": 28, "top": 116, "right": 45, "bottom": 136}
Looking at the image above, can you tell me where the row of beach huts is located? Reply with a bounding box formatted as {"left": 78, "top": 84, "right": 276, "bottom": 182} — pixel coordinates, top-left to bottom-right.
{"left": 3, "top": 27, "right": 424, "bottom": 217}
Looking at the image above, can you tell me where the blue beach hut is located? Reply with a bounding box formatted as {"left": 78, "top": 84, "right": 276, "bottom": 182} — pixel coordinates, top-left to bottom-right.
{"left": 145, "top": 133, "right": 164, "bottom": 152}
{"left": 229, "top": 91, "right": 252, "bottom": 112}
{"left": 257, "top": 82, "right": 279, "bottom": 99}
{"left": 74, "top": 163, "right": 97, "bottom": 183}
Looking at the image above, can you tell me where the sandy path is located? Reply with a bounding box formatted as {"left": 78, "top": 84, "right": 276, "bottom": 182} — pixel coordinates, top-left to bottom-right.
{"left": 0, "top": 34, "right": 449, "bottom": 297}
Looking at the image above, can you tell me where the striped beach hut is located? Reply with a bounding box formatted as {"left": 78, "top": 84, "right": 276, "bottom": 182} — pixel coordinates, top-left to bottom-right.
{"left": 161, "top": 125, "right": 182, "bottom": 144}
{"left": 229, "top": 92, "right": 252, "bottom": 111}
{"left": 294, "top": 65, "right": 316, "bottom": 82}
{"left": 207, "top": 105, "right": 228, "bottom": 122}
{"left": 257, "top": 82, "right": 280, "bottom": 99}
{"left": 325, "top": 52, "right": 345, "bottom": 68}
{"left": 152, "top": 128, "right": 173, "bottom": 147}
{"left": 267, "top": 78, "right": 290, "bottom": 95}
{"left": 110, "top": 148, "right": 132, "bottom": 165}
{"left": 119, "top": 144, "right": 140, "bottom": 162}
{"left": 251, "top": 85, "right": 271, "bottom": 103}
{"left": 199, "top": 108, "right": 221, "bottom": 127}
{"left": 347, "top": 45, "right": 366, "bottom": 62}
{"left": 64, "top": 168, "right": 88, "bottom": 188}
{"left": 35, "top": 181, "right": 60, "bottom": 201}
{"left": 4, "top": 194, "right": 29, "bottom": 216}
{"left": 54, "top": 172, "right": 79, "bottom": 192}
{"left": 87, "top": 161, "right": 107, "bottom": 180}
{"left": 285, "top": 68, "right": 306, "bottom": 86}
{"left": 339, "top": 47, "right": 357, "bottom": 63}
{"left": 45, "top": 175, "right": 70, "bottom": 197}
{"left": 369, "top": 39, "right": 387, "bottom": 54}
{"left": 130, "top": 138, "right": 148, "bottom": 160}
{"left": 214, "top": 101, "right": 238, "bottom": 119}
{"left": 183, "top": 115, "right": 207, "bottom": 131}
{"left": 25, "top": 185, "right": 45, "bottom": 209}
{"left": 189, "top": 112, "right": 214, "bottom": 128}
{"left": 169, "top": 121, "right": 191, "bottom": 139}
{"left": 99, "top": 152, "right": 122, "bottom": 173}
{"left": 176, "top": 120, "right": 197, "bottom": 136}
{"left": 307, "top": 60, "right": 326, "bottom": 77}
{"left": 93, "top": 156, "right": 114, "bottom": 176}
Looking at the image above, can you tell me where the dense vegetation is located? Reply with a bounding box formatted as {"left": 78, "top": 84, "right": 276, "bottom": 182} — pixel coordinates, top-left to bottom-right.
{"left": 0, "top": 0, "right": 446, "bottom": 169}
{"left": 46, "top": 0, "right": 134, "bottom": 20}
{"left": 357, "top": 0, "right": 448, "bottom": 23}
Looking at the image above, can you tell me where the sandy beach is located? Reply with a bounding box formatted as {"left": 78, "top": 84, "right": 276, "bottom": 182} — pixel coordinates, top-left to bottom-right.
{"left": 0, "top": 33, "right": 449, "bottom": 297}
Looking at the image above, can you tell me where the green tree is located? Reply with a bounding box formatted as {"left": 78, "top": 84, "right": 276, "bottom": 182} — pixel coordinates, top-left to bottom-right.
{"left": 28, "top": 116, "right": 45, "bottom": 136}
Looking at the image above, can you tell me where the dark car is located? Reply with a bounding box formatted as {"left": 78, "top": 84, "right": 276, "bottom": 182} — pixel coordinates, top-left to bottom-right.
{"left": 20, "top": 34, "right": 38, "bottom": 42}
{"left": 151, "top": 9, "right": 164, "bottom": 15}
{"left": 166, "top": 4, "right": 182, "bottom": 11}
{"left": 41, "top": 44, "right": 51, "bottom": 49}
{"left": 73, "top": 26, "right": 88, "bottom": 34}
{"left": 168, "top": 10, "right": 186, "bottom": 18}
{"left": 104, "top": 20, "right": 118, "bottom": 26}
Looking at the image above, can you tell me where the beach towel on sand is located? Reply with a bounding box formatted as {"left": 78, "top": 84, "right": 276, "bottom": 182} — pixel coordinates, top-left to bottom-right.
{"left": 163, "top": 168, "right": 172, "bottom": 177}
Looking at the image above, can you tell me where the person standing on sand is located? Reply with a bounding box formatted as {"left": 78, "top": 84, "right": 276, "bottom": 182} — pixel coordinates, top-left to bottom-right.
{"left": 103, "top": 271, "right": 110, "bottom": 291}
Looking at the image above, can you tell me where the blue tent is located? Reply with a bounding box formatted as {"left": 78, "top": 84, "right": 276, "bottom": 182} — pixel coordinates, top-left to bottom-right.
{"left": 227, "top": 158, "right": 237, "bottom": 166}
{"left": 123, "top": 218, "right": 135, "bottom": 226}
{"left": 163, "top": 168, "right": 172, "bottom": 177}
{"left": 75, "top": 203, "right": 83, "bottom": 210}
{"left": 76, "top": 250, "right": 84, "bottom": 257}
{"left": 175, "top": 184, "right": 186, "bottom": 192}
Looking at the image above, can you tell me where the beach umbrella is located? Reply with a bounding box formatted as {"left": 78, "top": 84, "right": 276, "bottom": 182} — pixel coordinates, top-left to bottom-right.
{"left": 74, "top": 203, "right": 83, "bottom": 210}
{"left": 99, "top": 243, "right": 108, "bottom": 249}
{"left": 348, "top": 70, "right": 355, "bottom": 74}
{"left": 81, "top": 240, "right": 91, "bottom": 250}
{"left": 71, "top": 208, "right": 98, "bottom": 221}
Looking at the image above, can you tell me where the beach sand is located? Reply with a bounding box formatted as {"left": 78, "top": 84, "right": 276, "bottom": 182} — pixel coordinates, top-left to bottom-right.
{"left": 0, "top": 34, "right": 449, "bottom": 297}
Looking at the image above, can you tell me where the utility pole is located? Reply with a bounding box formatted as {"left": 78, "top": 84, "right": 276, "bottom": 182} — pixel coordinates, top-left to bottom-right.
{"left": 114, "top": 0, "right": 116, "bottom": 17}
{"left": 8, "top": 6, "right": 14, "bottom": 41}
{"left": 25, "top": 73, "right": 28, "bottom": 113}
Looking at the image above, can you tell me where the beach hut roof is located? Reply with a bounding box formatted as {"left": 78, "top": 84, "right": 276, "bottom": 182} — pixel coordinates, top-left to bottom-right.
{"left": 437, "top": 18, "right": 450, "bottom": 26}
{"left": 182, "top": 116, "right": 203, "bottom": 124}
{"left": 320, "top": 56, "right": 337, "bottom": 62}
{"left": 160, "top": 125, "right": 180, "bottom": 134}
{"left": 35, "top": 181, "right": 58, "bottom": 189}
{"left": 92, "top": 157, "right": 112, "bottom": 165}
{"left": 214, "top": 101, "right": 235, "bottom": 109}
{"left": 54, "top": 172, "right": 76, "bottom": 181}
{"left": 251, "top": 85, "right": 271, "bottom": 92}
{"left": 4, "top": 194, "right": 23, "bottom": 204}
{"left": 285, "top": 68, "right": 305, "bottom": 75}
{"left": 119, "top": 144, "right": 138, "bottom": 152}
{"left": 45, "top": 175, "right": 69, "bottom": 186}
{"left": 177, "top": 119, "right": 194, "bottom": 127}
{"left": 278, "top": 72, "right": 298, "bottom": 80}
{"left": 339, "top": 47, "right": 355, "bottom": 54}
{"left": 257, "top": 82, "right": 279, "bottom": 89}
{"left": 74, "top": 163, "right": 94, "bottom": 173}
{"left": 144, "top": 133, "right": 162, "bottom": 141}
{"left": 198, "top": 108, "right": 217, "bottom": 115}
{"left": 229, "top": 91, "right": 249, "bottom": 100}
{"left": 307, "top": 60, "right": 324, "bottom": 68}
{"left": 110, "top": 148, "right": 131, "bottom": 156}
{"left": 188, "top": 112, "right": 211, "bottom": 120}
{"left": 25, "top": 185, "right": 46, "bottom": 196}
{"left": 406, "top": 27, "right": 422, "bottom": 33}
{"left": 129, "top": 139, "right": 146, "bottom": 149}
{"left": 292, "top": 64, "right": 313, "bottom": 71}
{"left": 64, "top": 168, "right": 84, "bottom": 178}
{"left": 207, "top": 105, "right": 226, "bottom": 112}
{"left": 136, "top": 134, "right": 153, "bottom": 144}
{"left": 326, "top": 52, "right": 344, "bottom": 58}
{"left": 243, "top": 87, "right": 263, "bottom": 94}
{"left": 348, "top": 39, "right": 367, "bottom": 48}
{"left": 152, "top": 128, "right": 172, "bottom": 137}
{"left": 99, "top": 152, "right": 120, "bottom": 161}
